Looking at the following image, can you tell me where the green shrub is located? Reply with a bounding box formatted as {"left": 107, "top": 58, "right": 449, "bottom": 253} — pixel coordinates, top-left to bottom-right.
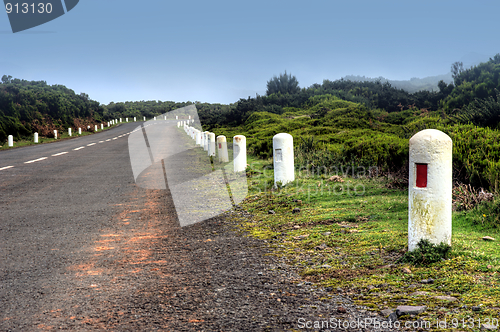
{"left": 397, "top": 239, "right": 451, "bottom": 266}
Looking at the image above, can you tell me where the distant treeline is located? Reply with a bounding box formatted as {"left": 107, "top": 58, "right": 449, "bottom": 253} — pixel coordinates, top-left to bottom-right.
{"left": 2, "top": 54, "right": 500, "bottom": 141}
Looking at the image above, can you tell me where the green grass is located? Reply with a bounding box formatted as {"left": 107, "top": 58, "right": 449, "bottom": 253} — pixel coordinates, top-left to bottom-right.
{"left": 235, "top": 155, "right": 500, "bottom": 331}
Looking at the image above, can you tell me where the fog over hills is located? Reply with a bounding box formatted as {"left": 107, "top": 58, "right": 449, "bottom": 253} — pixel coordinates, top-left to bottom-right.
{"left": 342, "top": 73, "right": 453, "bottom": 93}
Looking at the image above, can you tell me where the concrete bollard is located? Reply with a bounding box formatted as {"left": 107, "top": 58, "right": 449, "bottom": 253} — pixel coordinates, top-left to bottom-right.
{"left": 143, "top": 116, "right": 146, "bottom": 121}
{"left": 273, "top": 133, "right": 294, "bottom": 187}
{"left": 34, "top": 132, "right": 38, "bottom": 143}
{"left": 126, "top": 118, "right": 128, "bottom": 122}
{"left": 101, "top": 124, "right": 104, "bottom": 130}
{"left": 79, "top": 128, "right": 82, "bottom": 135}
{"left": 203, "top": 132, "right": 209, "bottom": 151}
{"left": 408, "top": 129, "right": 452, "bottom": 251}
{"left": 120, "top": 118, "right": 122, "bottom": 123}
{"left": 208, "top": 132, "right": 216, "bottom": 157}
{"left": 54, "top": 130, "right": 57, "bottom": 139}
{"left": 233, "top": 135, "right": 246, "bottom": 172}
{"left": 8, "top": 135, "right": 13, "bottom": 147}
{"left": 217, "top": 135, "right": 229, "bottom": 162}
{"left": 177, "top": 122, "right": 180, "bottom": 128}
{"left": 134, "top": 117, "right": 136, "bottom": 122}
{"left": 189, "top": 115, "right": 191, "bottom": 120}
{"left": 154, "top": 116, "right": 157, "bottom": 121}
{"left": 196, "top": 130, "right": 201, "bottom": 145}
{"left": 95, "top": 125, "right": 98, "bottom": 131}
{"left": 107, "top": 122, "right": 110, "bottom": 127}
{"left": 164, "top": 116, "right": 166, "bottom": 120}
{"left": 68, "top": 128, "right": 72, "bottom": 136}
{"left": 176, "top": 115, "right": 178, "bottom": 120}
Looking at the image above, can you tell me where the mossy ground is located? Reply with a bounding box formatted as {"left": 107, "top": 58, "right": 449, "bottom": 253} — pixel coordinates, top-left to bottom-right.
{"left": 235, "top": 156, "right": 500, "bottom": 331}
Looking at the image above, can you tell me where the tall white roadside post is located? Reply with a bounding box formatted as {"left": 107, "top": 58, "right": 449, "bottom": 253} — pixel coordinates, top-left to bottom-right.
{"left": 8, "top": 135, "right": 13, "bottom": 147}
{"left": 95, "top": 125, "right": 98, "bottom": 132}
{"left": 134, "top": 117, "right": 136, "bottom": 122}
{"left": 54, "top": 130, "right": 57, "bottom": 139}
{"left": 233, "top": 135, "right": 247, "bottom": 172}
{"left": 203, "top": 132, "right": 209, "bottom": 151}
{"left": 176, "top": 115, "right": 178, "bottom": 120}
{"left": 68, "top": 128, "right": 72, "bottom": 136}
{"left": 196, "top": 130, "right": 201, "bottom": 146}
{"left": 208, "top": 132, "right": 216, "bottom": 157}
{"left": 273, "top": 133, "right": 294, "bottom": 187}
{"left": 143, "top": 116, "right": 146, "bottom": 121}
{"left": 78, "top": 128, "right": 82, "bottom": 135}
{"left": 408, "top": 129, "right": 452, "bottom": 251}
{"left": 101, "top": 124, "right": 104, "bottom": 130}
{"left": 217, "top": 135, "right": 229, "bottom": 162}
{"left": 34, "top": 132, "right": 38, "bottom": 143}
{"left": 120, "top": 118, "right": 122, "bottom": 122}
{"left": 126, "top": 118, "right": 128, "bottom": 122}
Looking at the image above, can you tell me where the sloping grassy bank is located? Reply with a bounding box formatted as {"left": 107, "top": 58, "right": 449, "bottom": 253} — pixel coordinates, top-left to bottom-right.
{"left": 232, "top": 156, "right": 500, "bottom": 330}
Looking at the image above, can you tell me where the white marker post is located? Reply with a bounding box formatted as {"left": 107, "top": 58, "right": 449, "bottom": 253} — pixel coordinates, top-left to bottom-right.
{"left": 203, "top": 132, "right": 209, "bottom": 151}
{"left": 34, "top": 132, "right": 38, "bottom": 143}
{"left": 154, "top": 117, "right": 157, "bottom": 121}
{"left": 107, "top": 122, "right": 110, "bottom": 127}
{"left": 233, "top": 135, "right": 246, "bottom": 172}
{"left": 196, "top": 130, "right": 201, "bottom": 145}
{"left": 176, "top": 115, "right": 178, "bottom": 120}
{"left": 54, "top": 130, "right": 58, "bottom": 139}
{"left": 143, "top": 116, "right": 146, "bottom": 121}
{"left": 78, "top": 128, "right": 82, "bottom": 135}
{"left": 134, "top": 117, "right": 136, "bottom": 122}
{"left": 208, "top": 132, "right": 216, "bottom": 157}
{"left": 8, "top": 135, "right": 13, "bottom": 147}
{"left": 120, "top": 118, "right": 122, "bottom": 123}
{"left": 68, "top": 128, "right": 72, "bottom": 136}
{"left": 101, "top": 124, "right": 104, "bottom": 130}
{"left": 126, "top": 118, "right": 128, "bottom": 122}
{"left": 273, "top": 133, "right": 294, "bottom": 187}
{"left": 217, "top": 135, "right": 229, "bottom": 162}
{"left": 95, "top": 125, "right": 98, "bottom": 131}
{"left": 87, "top": 126, "right": 90, "bottom": 130}
{"left": 408, "top": 129, "right": 452, "bottom": 251}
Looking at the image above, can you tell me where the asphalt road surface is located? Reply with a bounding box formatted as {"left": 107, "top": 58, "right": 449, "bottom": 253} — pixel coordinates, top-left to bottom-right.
{"left": 0, "top": 123, "right": 393, "bottom": 331}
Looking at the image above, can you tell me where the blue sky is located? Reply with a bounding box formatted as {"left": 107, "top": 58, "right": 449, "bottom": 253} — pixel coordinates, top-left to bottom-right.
{"left": 1, "top": 0, "right": 500, "bottom": 105}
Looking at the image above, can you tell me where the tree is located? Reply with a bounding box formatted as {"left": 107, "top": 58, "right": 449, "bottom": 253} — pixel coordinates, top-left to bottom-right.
{"left": 266, "top": 71, "right": 300, "bottom": 96}
{"left": 451, "top": 61, "right": 464, "bottom": 85}
{"left": 1, "top": 75, "right": 12, "bottom": 84}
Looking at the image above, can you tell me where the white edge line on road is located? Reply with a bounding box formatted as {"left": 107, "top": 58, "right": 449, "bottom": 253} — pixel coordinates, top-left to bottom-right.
{"left": 0, "top": 166, "right": 14, "bottom": 171}
{"left": 74, "top": 147, "right": 85, "bottom": 151}
{"left": 24, "top": 157, "right": 48, "bottom": 164}
{"left": 106, "top": 139, "right": 111, "bottom": 141}
{"left": 52, "top": 152, "right": 68, "bottom": 157}
{"left": 99, "top": 141, "right": 104, "bottom": 143}
{"left": 112, "top": 137, "right": 118, "bottom": 140}
{"left": 87, "top": 143, "right": 96, "bottom": 146}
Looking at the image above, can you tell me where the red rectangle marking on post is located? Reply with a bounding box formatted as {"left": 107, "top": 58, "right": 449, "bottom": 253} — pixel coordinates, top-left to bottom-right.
{"left": 219, "top": 143, "right": 221, "bottom": 149}
{"left": 416, "top": 163, "right": 427, "bottom": 188}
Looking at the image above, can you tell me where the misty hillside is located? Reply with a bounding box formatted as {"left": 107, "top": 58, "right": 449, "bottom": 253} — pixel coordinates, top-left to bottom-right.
{"left": 342, "top": 73, "right": 453, "bottom": 93}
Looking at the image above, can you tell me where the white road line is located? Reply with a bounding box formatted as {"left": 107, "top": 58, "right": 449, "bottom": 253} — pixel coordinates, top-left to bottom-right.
{"left": 99, "top": 141, "right": 104, "bottom": 143}
{"left": 106, "top": 139, "right": 111, "bottom": 141}
{"left": 52, "top": 152, "right": 68, "bottom": 156}
{"left": 74, "top": 147, "right": 85, "bottom": 151}
{"left": 0, "top": 166, "right": 14, "bottom": 171}
{"left": 113, "top": 137, "right": 118, "bottom": 140}
{"left": 87, "top": 143, "right": 96, "bottom": 146}
{"left": 24, "top": 157, "right": 47, "bottom": 164}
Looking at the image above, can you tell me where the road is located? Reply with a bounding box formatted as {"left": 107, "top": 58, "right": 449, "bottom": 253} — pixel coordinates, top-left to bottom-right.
{"left": 0, "top": 122, "right": 389, "bottom": 331}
